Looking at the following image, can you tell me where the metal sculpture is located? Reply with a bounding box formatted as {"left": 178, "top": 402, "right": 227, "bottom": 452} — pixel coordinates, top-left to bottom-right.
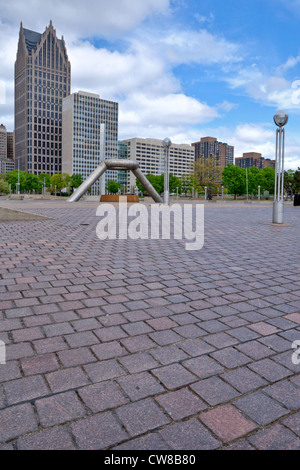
{"left": 67, "top": 160, "right": 162, "bottom": 203}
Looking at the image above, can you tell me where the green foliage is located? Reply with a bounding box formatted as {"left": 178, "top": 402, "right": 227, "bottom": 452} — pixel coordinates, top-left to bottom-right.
{"left": 136, "top": 174, "right": 163, "bottom": 195}
{"left": 180, "top": 174, "right": 199, "bottom": 194}
{"left": 136, "top": 173, "right": 181, "bottom": 196}
{"left": 193, "top": 156, "right": 222, "bottom": 191}
{"left": 4, "top": 171, "right": 75, "bottom": 194}
{"left": 246, "top": 166, "right": 260, "bottom": 195}
{"left": 5, "top": 170, "right": 27, "bottom": 192}
{"left": 294, "top": 168, "right": 300, "bottom": 192}
{"left": 256, "top": 167, "right": 275, "bottom": 194}
{"left": 222, "top": 165, "right": 246, "bottom": 198}
{"left": 169, "top": 174, "right": 182, "bottom": 193}
{"left": 222, "top": 164, "right": 276, "bottom": 198}
{"left": 50, "top": 173, "right": 71, "bottom": 194}
{"left": 71, "top": 174, "right": 83, "bottom": 189}
{"left": 38, "top": 173, "right": 51, "bottom": 188}
{"left": 106, "top": 179, "right": 121, "bottom": 194}
{"left": 0, "top": 178, "right": 10, "bottom": 194}
{"left": 24, "top": 173, "right": 39, "bottom": 192}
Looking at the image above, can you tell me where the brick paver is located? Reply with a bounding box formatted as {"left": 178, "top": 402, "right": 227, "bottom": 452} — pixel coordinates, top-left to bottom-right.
{"left": 0, "top": 200, "right": 300, "bottom": 449}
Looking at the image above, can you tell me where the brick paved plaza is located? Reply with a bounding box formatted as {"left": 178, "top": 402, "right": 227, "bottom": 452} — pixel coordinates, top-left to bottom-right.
{"left": 0, "top": 199, "right": 300, "bottom": 450}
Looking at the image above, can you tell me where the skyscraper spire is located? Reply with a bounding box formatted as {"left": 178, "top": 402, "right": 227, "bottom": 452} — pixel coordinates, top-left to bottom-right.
{"left": 15, "top": 21, "right": 71, "bottom": 174}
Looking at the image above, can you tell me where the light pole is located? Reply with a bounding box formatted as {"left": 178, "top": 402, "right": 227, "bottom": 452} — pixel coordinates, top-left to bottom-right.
{"left": 162, "top": 138, "right": 172, "bottom": 205}
{"left": 222, "top": 186, "right": 224, "bottom": 201}
{"left": 17, "top": 159, "right": 20, "bottom": 195}
{"left": 272, "top": 110, "right": 288, "bottom": 224}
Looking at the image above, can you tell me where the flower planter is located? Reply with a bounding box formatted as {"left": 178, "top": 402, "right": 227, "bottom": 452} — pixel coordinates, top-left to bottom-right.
{"left": 100, "top": 195, "right": 139, "bottom": 203}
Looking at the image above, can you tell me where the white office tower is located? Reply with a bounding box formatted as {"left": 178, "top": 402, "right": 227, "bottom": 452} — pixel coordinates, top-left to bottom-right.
{"left": 62, "top": 91, "right": 118, "bottom": 195}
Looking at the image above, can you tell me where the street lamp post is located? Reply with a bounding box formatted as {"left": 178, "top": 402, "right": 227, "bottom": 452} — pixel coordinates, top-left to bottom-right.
{"left": 17, "top": 159, "right": 20, "bottom": 195}
{"left": 272, "top": 110, "right": 288, "bottom": 224}
{"left": 162, "top": 138, "right": 172, "bottom": 205}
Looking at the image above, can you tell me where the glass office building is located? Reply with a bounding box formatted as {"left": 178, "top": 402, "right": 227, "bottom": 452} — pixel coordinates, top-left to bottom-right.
{"left": 62, "top": 91, "right": 119, "bottom": 195}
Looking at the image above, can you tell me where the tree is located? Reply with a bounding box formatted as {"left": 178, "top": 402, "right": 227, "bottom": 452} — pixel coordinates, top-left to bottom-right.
{"left": 38, "top": 173, "right": 51, "bottom": 188}
{"left": 294, "top": 167, "right": 300, "bottom": 193}
{"left": 257, "top": 166, "right": 275, "bottom": 194}
{"left": 5, "top": 170, "right": 27, "bottom": 192}
{"left": 50, "top": 173, "right": 71, "bottom": 195}
{"left": 136, "top": 174, "right": 164, "bottom": 196}
{"left": 180, "top": 174, "right": 200, "bottom": 195}
{"left": 0, "top": 178, "right": 10, "bottom": 194}
{"left": 71, "top": 174, "right": 83, "bottom": 190}
{"left": 222, "top": 165, "right": 246, "bottom": 199}
{"left": 247, "top": 166, "right": 260, "bottom": 195}
{"left": 193, "top": 156, "right": 222, "bottom": 191}
{"left": 24, "top": 173, "right": 39, "bottom": 193}
{"left": 169, "top": 174, "right": 182, "bottom": 194}
{"left": 106, "top": 180, "right": 121, "bottom": 194}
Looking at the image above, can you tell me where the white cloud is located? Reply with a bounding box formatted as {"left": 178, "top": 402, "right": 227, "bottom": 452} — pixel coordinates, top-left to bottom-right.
{"left": 233, "top": 123, "right": 274, "bottom": 144}
{"left": 143, "top": 29, "right": 242, "bottom": 66}
{"left": 277, "top": 55, "right": 300, "bottom": 73}
{"left": 69, "top": 39, "right": 180, "bottom": 99}
{"left": 194, "top": 13, "right": 215, "bottom": 24}
{"left": 118, "top": 93, "right": 219, "bottom": 139}
{"left": 1, "top": 0, "right": 170, "bottom": 38}
{"left": 226, "top": 65, "right": 300, "bottom": 110}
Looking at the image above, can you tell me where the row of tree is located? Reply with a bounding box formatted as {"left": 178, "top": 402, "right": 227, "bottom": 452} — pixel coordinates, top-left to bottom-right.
{"left": 135, "top": 158, "right": 300, "bottom": 199}
{"left": 222, "top": 165, "right": 300, "bottom": 198}
{"left": 0, "top": 171, "right": 83, "bottom": 195}
{"left": 1, "top": 161, "right": 300, "bottom": 198}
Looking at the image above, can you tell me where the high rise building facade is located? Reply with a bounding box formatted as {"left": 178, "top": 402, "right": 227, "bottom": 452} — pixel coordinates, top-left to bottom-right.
{"left": 118, "top": 141, "right": 130, "bottom": 192}
{"left": 235, "top": 152, "right": 276, "bottom": 169}
{"left": 192, "top": 137, "right": 234, "bottom": 169}
{"left": 15, "top": 21, "right": 71, "bottom": 174}
{"left": 7, "top": 132, "right": 15, "bottom": 162}
{"left": 0, "top": 124, "right": 15, "bottom": 175}
{"left": 120, "top": 137, "right": 195, "bottom": 193}
{"left": 0, "top": 124, "right": 7, "bottom": 163}
{"left": 62, "top": 91, "right": 119, "bottom": 195}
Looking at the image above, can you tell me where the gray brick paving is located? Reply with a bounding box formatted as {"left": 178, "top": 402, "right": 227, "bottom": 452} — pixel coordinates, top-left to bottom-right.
{"left": 0, "top": 200, "right": 300, "bottom": 449}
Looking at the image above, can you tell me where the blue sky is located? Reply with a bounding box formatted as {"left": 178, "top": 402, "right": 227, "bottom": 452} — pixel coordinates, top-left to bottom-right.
{"left": 0, "top": 0, "right": 300, "bottom": 168}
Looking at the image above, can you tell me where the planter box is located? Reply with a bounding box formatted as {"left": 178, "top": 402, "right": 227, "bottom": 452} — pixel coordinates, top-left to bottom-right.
{"left": 100, "top": 195, "right": 139, "bottom": 203}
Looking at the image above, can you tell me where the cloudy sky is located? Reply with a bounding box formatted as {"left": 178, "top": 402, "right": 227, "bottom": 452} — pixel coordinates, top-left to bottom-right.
{"left": 0, "top": 0, "right": 300, "bottom": 169}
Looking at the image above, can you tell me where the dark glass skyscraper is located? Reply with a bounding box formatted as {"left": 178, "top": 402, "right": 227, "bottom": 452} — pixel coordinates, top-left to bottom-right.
{"left": 15, "top": 21, "right": 71, "bottom": 174}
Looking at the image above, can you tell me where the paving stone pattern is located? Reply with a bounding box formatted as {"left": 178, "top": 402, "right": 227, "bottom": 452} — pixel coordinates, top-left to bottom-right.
{"left": 0, "top": 201, "right": 300, "bottom": 450}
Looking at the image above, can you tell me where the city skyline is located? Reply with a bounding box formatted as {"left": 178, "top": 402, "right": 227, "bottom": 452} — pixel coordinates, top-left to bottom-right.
{"left": 0, "top": 0, "right": 300, "bottom": 169}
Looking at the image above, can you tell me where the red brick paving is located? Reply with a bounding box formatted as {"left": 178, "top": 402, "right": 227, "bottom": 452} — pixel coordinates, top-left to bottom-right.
{"left": 0, "top": 200, "right": 300, "bottom": 449}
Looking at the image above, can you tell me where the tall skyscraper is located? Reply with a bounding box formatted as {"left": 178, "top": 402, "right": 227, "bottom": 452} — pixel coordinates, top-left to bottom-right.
{"left": 15, "top": 21, "right": 71, "bottom": 174}
{"left": 192, "top": 137, "right": 234, "bottom": 169}
{"left": 62, "top": 91, "right": 119, "bottom": 195}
